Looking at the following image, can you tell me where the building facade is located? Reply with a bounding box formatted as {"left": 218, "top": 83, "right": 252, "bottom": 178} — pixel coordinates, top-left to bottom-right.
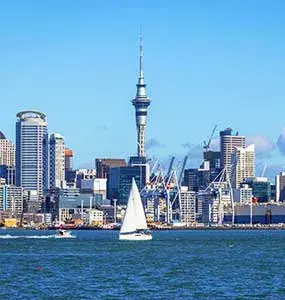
{"left": 108, "top": 165, "right": 147, "bottom": 204}
{"left": 183, "top": 168, "right": 200, "bottom": 192}
{"left": 180, "top": 188, "right": 196, "bottom": 225}
{"left": 80, "top": 178, "right": 107, "bottom": 198}
{"left": 95, "top": 158, "right": 127, "bottom": 179}
{"left": 49, "top": 133, "right": 65, "bottom": 189}
{"left": 275, "top": 172, "right": 285, "bottom": 203}
{"left": 64, "top": 148, "right": 73, "bottom": 171}
{"left": 233, "top": 185, "right": 253, "bottom": 204}
{"left": 0, "top": 185, "right": 24, "bottom": 215}
{"left": 0, "top": 131, "right": 15, "bottom": 167}
{"left": 76, "top": 169, "right": 96, "bottom": 190}
{"left": 16, "top": 111, "right": 48, "bottom": 195}
{"left": 220, "top": 128, "right": 245, "bottom": 177}
{"left": 0, "top": 165, "right": 16, "bottom": 185}
{"left": 231, "top": 144, "right": 255, "bottom": 189}
{"left": 244, "top": 177, "right": 271, "bottom": 203}
{"left": 203, "top": 150, "right": 221, "bottom": 169}
{"left": 89, "top": 209, "right": 104, "bottom": 226}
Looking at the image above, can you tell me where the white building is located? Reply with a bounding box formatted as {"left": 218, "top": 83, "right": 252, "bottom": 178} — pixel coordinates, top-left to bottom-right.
{"left": 89, "top": 209, "right": 104, "bottom": 226}
{"left": 49, "top": 133, "right": 65, "bottom": 189}
{"left": 80, "top": 178, "right": 107, "bottom": 198}
{"left": 275, "top": 172, "right": 285, "bottom": 203}
{"left": 232, "top": 144, "right": 255, "bottom": 189}
{"left": 0, "top": 132, "right": 15, "bottom": 167}
{"left": 233, "top": 185, "right": 253, "bottom": 204}
{"left": 0, "top": 184, "right": 24, "bottom": 214}
{"left": 76, "top": 169, "right": 96, "bottom": 189}
{"left": 26, "top": 190, "right": 42, "bottom": 213}
{"left": 180, "top": 187, "right": 196, "bottom": 226}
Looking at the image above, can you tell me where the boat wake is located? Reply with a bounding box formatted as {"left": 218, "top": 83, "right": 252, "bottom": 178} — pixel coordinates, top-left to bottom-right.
{"left": 0, "top": 234, "right": 75, "bottom": 239}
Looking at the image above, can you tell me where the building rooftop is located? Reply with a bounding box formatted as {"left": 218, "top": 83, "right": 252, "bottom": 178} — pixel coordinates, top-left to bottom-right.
{"left": 16, "top": 110, "right": 46, "bottom": 121}
{"left": 65, "top": 148, "right": 73, "bottom": 157}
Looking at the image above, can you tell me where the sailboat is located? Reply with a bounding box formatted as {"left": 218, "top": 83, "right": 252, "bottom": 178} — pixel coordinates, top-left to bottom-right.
{"left": 119, "top": 178, "right": 152, "bottom": 241}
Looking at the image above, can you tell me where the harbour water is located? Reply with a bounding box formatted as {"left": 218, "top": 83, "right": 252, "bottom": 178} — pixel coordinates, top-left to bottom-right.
{"left": 0, "top": 230, "right": 285, "bottom": 299}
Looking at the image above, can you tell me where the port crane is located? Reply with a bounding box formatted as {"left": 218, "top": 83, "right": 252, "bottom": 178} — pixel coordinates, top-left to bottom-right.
{"left": 140, "top": 155, "right": 188, "bottom": 224}
{"left": 202, "top": 166, "right": 234, "bottom": 225}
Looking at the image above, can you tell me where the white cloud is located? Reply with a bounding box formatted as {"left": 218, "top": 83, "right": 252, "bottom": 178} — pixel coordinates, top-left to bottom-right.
{"left": 246, "top": 135, "right": 275, "bottom": 154}
{"left": 145, "top": 138, "right": 165, "bottom": 150}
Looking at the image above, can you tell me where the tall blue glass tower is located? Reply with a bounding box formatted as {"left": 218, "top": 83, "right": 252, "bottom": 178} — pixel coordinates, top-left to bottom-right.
{"left": 16, "top": 111, "right": 48, "bottom": 195}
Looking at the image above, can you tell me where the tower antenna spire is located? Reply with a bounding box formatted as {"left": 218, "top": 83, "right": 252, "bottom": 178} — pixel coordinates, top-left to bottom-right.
{"left": 139, "top": 27, "right": 144, "bottom": 83}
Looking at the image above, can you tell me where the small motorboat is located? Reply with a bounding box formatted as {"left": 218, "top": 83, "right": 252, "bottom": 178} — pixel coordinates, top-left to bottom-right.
{"left": 55, "top": 229, "right": 73, "bottom": 238}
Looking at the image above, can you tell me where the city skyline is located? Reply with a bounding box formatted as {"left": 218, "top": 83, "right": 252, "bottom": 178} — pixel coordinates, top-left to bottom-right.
{"left": 1, "top": 1, "right": 285, "bottom": 176}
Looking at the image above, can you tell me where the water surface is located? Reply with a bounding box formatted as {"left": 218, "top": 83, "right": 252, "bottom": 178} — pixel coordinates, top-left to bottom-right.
{"left": 0, "top": 230, "right": 284, "bottom": 299}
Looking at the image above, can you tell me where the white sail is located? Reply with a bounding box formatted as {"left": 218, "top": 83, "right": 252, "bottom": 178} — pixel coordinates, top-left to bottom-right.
{"left": 120, "top": 178, "right": 148, "bottom": 234}
{"left": 132, "top": 178, "right": 148, "bottom": 230}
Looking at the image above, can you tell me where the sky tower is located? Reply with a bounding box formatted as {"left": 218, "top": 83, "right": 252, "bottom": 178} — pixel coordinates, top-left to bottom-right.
{"left": 132, "top": 35, "right": 151, "bottom": 157}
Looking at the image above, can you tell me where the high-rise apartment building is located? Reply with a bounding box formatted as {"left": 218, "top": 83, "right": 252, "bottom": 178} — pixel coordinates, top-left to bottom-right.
{"left": 0, "top": 184, "right": 24, "bottom": 215}
{"left": 220, "top": 128, "right": 245, "bottom": 176}
{"left": 16, "top": 111, "right": 48, "bottom": 195}
{"left": 231, "top": 144, "right": 255, "bottom": 189}
{"left": 64, "top": 148, "right": 73, "bottom": 171}
{"left": 49, "top": 133, "right": 65, "bottom": 189}
{"left": 0, "top": 131, "right": 15, "bottom": 167}
{"left": 180, "top": 188, "right": 196, "bottom": 225}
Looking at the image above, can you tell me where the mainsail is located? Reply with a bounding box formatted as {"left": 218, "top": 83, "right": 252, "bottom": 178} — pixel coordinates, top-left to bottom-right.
{"left": 120, "top": 178, "right": 148, "bottom": 234}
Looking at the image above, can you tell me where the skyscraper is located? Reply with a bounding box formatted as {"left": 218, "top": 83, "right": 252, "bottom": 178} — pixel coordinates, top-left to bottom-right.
{"left": 132, "top": 36, "right": 151, "bottom": 157}
{"left": 64, "top": 148, "right": 73, "bottom": 171}
{"left": 231, "top": 144, "right": 255, "bottom": 189}
{"left": 0, "top": 131, "right": 16, "bottom": 185}
{"left": 220, "top": 128, "right": 245, "bottom": 177}
{"left": 49, "top": 133, "right": 65, "bottom": 189}
{"left": 0, "top": 131, "right": 15, "bottom": 167}
{"left": 16, "top": 111, "right": 48, "bottom": 195}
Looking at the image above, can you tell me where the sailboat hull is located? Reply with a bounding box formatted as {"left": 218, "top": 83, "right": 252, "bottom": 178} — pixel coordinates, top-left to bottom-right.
{"left": 119, "top": 233, "right": 152, "bottom": 241}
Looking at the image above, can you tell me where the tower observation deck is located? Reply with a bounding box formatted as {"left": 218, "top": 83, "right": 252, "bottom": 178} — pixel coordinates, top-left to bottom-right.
{"left": 132, "top": 35, "right": 151, "bottom": 157}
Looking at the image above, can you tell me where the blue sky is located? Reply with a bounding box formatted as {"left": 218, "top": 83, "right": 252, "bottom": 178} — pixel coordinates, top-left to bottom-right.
{"left": 1, "top": 0, "right": 285, "bottom": 176}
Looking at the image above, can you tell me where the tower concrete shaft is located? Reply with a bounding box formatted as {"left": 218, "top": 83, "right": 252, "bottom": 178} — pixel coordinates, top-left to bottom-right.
{"left": 132, "top": 36, "right": 151, "bottom": 157}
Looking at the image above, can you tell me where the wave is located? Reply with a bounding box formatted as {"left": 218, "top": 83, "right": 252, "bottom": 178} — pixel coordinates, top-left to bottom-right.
{"left": 0, "top": 234, "right": 75, "bottom": 239}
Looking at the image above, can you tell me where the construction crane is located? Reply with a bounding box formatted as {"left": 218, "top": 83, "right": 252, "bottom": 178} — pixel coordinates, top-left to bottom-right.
{"left": 203, "top": 125, "right": 218, "bottom": 152}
